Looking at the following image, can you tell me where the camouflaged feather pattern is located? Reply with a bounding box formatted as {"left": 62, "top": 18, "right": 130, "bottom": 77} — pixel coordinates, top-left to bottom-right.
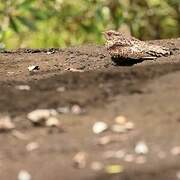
{"left": 104, "top": 30, "right": 171, "bottom": 59}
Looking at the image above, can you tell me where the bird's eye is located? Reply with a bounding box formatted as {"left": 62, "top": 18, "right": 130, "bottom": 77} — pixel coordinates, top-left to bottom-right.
{"left": 107, "top": 32, "right": 112, "bottom": 36}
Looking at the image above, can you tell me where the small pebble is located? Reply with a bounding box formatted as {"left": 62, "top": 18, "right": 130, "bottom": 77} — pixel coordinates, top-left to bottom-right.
{"left": 7, "top": 71, "right": 15, "bottom": 75}
{"left": 90, "top": 161, "right": 103, "bottom": 171}
{"left": 28, "top": 65, "right": 39, "bottom": 72}
{"left": 27, "top": 109, "right": 57, "bottom": 124}
{"left": 171, "top": 146, "right": 180, "bottom": 156}
{"left": 46, "top": 51, "right": 55, "bottom": 55}
{"left": 71, "top": 105, "right": 83, "bottom": 115}
{"left": 114, "top": 116, "right": 127, "bottom": 125}
{"left": 56, "top": 87, "right": 65, "bottom": 92}
{"left": 105, "top": 164, "right": 124, "bottom": 174}
{"left": 92, "top": 121, "right": 108, "bottom": 134}
{"left": 18, "top": 170, "right": 31, "bottom": 180}
{"left": 45, "top": 117, "right": 60, "bottom": 127}
{"left": 97, "top": 135, "right": 111, "bottom": 145}
{"left": 125, "top": 121, "right": 135, "bottom": 130}
{"left": 26, "top": 142, "right": 39, "bottom": 151}
{"left": 15, "top": 85, "right": 30, "bottom": 91}
{"left": 73, "top": 152, "right": 88, "bottom": 169}
{"left": 67, "top": 68, "right": 84, "bottom": 72}
{"left": 0, "top": 115, "right": 15, "bottom": 131}
{"left": 57, "top": 107, "right": 70, "bottom": 114}
{"left": 135, "top": 141, "right": 149, "bottom": 155}
{"left": 111, "top": 124, "right": 127, "bottom": 133}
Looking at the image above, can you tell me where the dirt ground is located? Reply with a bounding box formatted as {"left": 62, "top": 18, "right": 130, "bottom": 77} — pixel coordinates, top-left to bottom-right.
{"left": 0, "top": 38, "right": 180, "bottom": 180}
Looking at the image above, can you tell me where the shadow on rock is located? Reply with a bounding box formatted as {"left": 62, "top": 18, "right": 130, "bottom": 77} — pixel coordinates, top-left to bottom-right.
{"left": 112, "top": 57, "right": 144, "bottom": 66}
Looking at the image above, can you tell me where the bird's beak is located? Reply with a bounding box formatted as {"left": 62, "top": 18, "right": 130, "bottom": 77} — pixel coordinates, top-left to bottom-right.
{"left": 102, "top": 32, "right": 107, "bottom": 38}
{"left": 102, "top": 31, "right": 106, "bottom": 35}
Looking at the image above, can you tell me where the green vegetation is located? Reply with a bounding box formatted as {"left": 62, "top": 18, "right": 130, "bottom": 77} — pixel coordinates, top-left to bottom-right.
{"left": 0, "top": 0, "right": 179, "bottom": 48}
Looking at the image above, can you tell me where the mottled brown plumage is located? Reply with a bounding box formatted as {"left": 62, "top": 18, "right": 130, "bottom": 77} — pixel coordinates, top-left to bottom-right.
{"left": 103, "top": 30, "right": 171, "bottom": 60}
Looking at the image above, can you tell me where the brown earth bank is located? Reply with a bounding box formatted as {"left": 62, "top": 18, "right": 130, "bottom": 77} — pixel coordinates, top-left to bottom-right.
{"left": 0, "top": 39, "right": 180, "bottom": 180}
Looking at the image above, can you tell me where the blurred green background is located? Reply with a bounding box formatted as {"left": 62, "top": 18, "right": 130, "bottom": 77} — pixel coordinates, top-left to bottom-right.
{"left": 0, "top": 0, "right": 179, "bottom": 48}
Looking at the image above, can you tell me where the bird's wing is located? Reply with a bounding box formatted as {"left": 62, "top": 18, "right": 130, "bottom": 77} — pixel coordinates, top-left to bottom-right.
{"left": 108, "top": 45, "right": 155, "bottom": 59}
{"left": 144, "top": 43, "right": 171, "bottom": 57}
{"left": 131, "top": 45, "right": 158, "bottom": 59}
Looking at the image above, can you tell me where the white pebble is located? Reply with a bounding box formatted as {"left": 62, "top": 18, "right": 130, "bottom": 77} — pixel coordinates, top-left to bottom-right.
{"left": 18, "top": 170, "right": 31, "bottom": 180}
{"left": 15, "top": 85, "right": 30, "bottom": 91}
{"left": 26, "top": 142, "right": 39, "bottom": 151}
{"left": 98, "top": 135, "right": 111, "bottom": 145}
{"left": 56, "top": 87, "right": 65, "bottom": 92}
{"left": 90, "top": 161, "right": 103, "bottom": 171}
{"left": 125, "top": 121, "right": 135, "bottom": 130}
{"left": 111, "top": 124, "right": 127, "bottom": 133}
{"left": 27, "top": 109, "right": 57, "bottom": 123}
{"left": 57, "top": 107, "right": 70, "bottom": 114}
{"left": 28, "top": 65, "right": 39, "bottom": 72}
{"left": 135, "top": 141, "right": 149, "bottom": 155}
{"left": 71, "top": 105, "right": 82, "bottom": 115}
{"left": 46, "top": 51, "right": 54, "bottom": 55}
{"left": 114, "top": 116, "right": 127, "bottom": 124}
{"left": 73, "top": 152, "right": 88, "bottom": 169}
{"left": 92, "top": 121, "right": 108, "bottom": 134}
{"left": 45, "top": 116, "right": 60, "bottom": 127}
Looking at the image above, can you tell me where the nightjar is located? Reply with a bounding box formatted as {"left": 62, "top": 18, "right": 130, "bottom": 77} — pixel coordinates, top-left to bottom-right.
{"left": 103, "top": 30, "right": 171, "bottom": 60}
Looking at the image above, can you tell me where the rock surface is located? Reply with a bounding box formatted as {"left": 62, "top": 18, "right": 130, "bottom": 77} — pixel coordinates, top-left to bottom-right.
{"left": 0, "top": 39, "right": 180, "bottom": 180}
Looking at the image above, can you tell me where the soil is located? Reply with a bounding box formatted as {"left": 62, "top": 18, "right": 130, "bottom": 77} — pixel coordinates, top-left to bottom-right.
{"left": 0, "top": 38, "right": 180, "bottom": 180}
